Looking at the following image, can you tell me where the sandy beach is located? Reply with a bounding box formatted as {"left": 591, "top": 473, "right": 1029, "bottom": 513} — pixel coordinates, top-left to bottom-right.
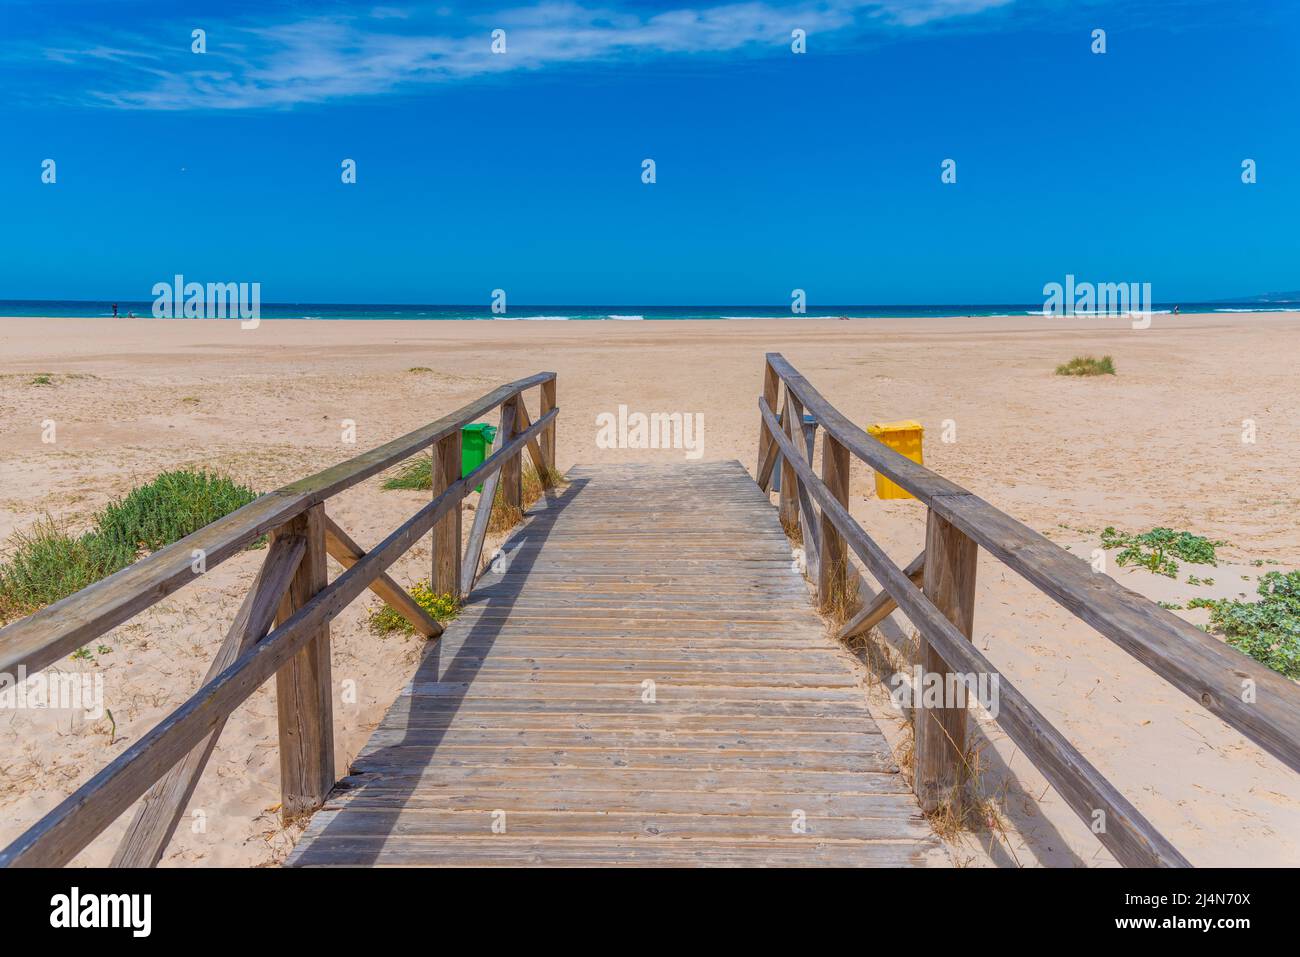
{"left": 1, "top": 312, "right": 1297, "bottom": 867}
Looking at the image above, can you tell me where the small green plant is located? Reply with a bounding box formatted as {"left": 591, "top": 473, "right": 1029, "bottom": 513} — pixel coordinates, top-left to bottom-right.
{"left": 367, "top": 580, "right": 459, "bottom": 635}
{"left": 0, "top": 517, "right": 127, "bottom": 622}
{"left": 1187, "top": 571, "right": 1300, "bottom": 678}
{"left": 1186, "top": 575, "right": 1214, "bottom": 587}
{"left": 1100, "top": 527, "right": 1227, "bottom": 579}
{"left": 29, "top": 373, "right": 54, "bottom": 386}
{"left": 408, "top": 366, "right": 433, "bottom": 373}
{"left": 1157, "top": 601, "right": 1183, "bottom": 610}
{"left": 383, "top": 455, "right": 432, "bottom": 491}
{"left": 1055, "top": 355, "right": 1115, "bottom": 377}
{"left": 70, "top": 646, "right": 93, "bottom": 661}
{"left": 0, "top": 470, "right": 260, "bottom": 624}
{"left": 382, "top": 455, "right": 564, "bottom": 535}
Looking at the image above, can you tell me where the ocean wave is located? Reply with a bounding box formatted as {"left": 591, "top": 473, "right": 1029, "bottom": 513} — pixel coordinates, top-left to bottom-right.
{"left": 606, "top": 314, "right": 644, "bottom": 320}
{"left": 493, "top": 315, "right": 571, "bottom": 321}
{"left": 1028, "top": 309, "right": 1173, "bottom": 317}
{"left": 1213, "top": 307, "right": 1300, "bottom": 313}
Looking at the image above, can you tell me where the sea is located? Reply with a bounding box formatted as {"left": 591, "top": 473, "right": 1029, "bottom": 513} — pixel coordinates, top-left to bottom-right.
{"left": 1, "top": 301, "right": 1296, "bottom": 321}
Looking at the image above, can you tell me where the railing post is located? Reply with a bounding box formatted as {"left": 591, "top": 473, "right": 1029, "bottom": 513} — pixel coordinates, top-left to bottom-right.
{"left": 914, "top": 508, "right": 978, "bottom": 814}
{"left": 540, "top": 376, "right": 557, "bottom": 480}
{"left": 274, "top": 504, "right": 334, "bottom": 823}
{"left": 431, "top": 429, "right": 462, "bottom": 598}
{"left": 756, "top": 359, "right": 780, "bottom": 488}
{"left": 778, "top": 394, "right": 800, "bottom": 532}
{"left": 501, "top": 394, "right": 523, "bottom": 511}
{"left": 817, "top": 433, "right": 850, "bottom": 603}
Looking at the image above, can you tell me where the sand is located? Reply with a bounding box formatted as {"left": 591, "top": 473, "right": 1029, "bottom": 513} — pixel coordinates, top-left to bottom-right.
{"left": 0, "top": 312, "right": 1297, "bottom": 867}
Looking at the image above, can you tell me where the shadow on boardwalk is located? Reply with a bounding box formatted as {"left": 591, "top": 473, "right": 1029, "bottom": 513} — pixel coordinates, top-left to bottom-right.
{"left": 289, "top": 480, "right": 586, "bottom": 866}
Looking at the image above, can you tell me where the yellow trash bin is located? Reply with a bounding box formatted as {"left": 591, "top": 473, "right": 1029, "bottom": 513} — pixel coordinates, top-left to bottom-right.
{"left": 866, "top": 420, "right": 924, "bottom": 500}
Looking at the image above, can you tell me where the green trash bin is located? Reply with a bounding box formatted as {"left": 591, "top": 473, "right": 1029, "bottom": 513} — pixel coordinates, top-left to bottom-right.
{"left": 461, "top": 423, "right": 498, "bottom": 492}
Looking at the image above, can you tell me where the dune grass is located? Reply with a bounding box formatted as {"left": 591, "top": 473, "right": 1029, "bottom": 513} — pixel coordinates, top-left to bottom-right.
{"left": 1055, "top": 355, "right": 1115, "bottom": 376}
{"left": 382, "top": 455, "right": 434, "bottom": 491}
{"left": 0, "top": 470, "right": 259, "bottom": 624}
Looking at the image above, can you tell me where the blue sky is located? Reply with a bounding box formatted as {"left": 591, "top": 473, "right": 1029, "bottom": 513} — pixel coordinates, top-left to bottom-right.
{"left": 1, "top": 0, "right": 1296, "bottom": 304}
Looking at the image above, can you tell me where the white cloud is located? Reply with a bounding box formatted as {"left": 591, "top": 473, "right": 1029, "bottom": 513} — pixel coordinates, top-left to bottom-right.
{"left": 64, "top": 0, "right": 1013, "bottom": 110}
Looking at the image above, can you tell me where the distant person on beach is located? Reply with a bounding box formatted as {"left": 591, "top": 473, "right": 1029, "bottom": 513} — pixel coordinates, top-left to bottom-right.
{"left": 127, "top": 311, "right": 135, "bottom": 318}
{"left": 112, "top": 303, "right": 118, "bottom": 318}
{"left": 1173, "top": 305, "right": 1180, "bottom": 315}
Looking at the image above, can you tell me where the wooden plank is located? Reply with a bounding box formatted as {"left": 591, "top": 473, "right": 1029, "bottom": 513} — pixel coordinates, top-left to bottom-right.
{"left": 784, "top": 391, "right": 821, "bottom": 583}
{"left": 358, "top": 727, "right": 883, "bottom": 752}
{"left": 459, "top": 400, "right": 515, "bottom": 596}
{"left": 351, "top": 746, "right": 886, "bottom": 774}
{"left": 817, "top": 430, "right": 850, "bottom": 603}
{"left": 840, "top": 550, "right": 925, "bottom": 641}
{"left": 111, "top": 532, "right": 306, "bottom": 867}
{"left": 290, "top": 837, "right": 932, "bottom": 868}
{"left": 778, "top": 396, "right": 799, "bottom": 530}
{"left": 431, "top": 429, "right": 462, "bottom": 598}
{"left": 392, "top": 693, "right": 870, "bottom": 716}
{"left": 380, "top": 710, "right": 870, "bottom": 734}
{"left": 324, "top": 516, "right": 442, "bottom": 638}
{"left": 330, "top": 765, "right": 905, "bottom": 794}
{"left": 323, "top": 789, "right": 922, "bottom": 817}
{"left": 539, "top": 376, "right": 558, "bottom": 484}
{"left": 302, "top": 808, "right": 929, "bottom": 841}
{"left": 514, "top": 402, "right": 549, "bottom": 481}
{"left": 275, "top": 505, "right": 335, "bottom": 823}
{"left": 756, "top": 358, "right": 780, "bottom": 490}
{"left": 500, "top": 395, "right": 522, "bottom": 511}
{"left": 913, "top": 510, "right": 977, "bottom": 815}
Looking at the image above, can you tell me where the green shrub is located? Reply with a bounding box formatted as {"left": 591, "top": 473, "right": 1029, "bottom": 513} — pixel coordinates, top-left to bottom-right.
{"left": 95, "top": 470, "right": 258, "bottom": 554}
{"left": 0, "top": 518, "right": 123, "bottom": 621}
{"left": 1188, "top": 571, "right": 1300, "bottom": 678}
{"left": 1100, "top": 526, "right": 1226, "bottom": 579}
{"left": 0, "top": 470, "right": 259, "bottom": 625}
{"left": 368, "top": 580, "right": 459, "bottom": 636}
{"left": 1056, "top": 355, "right": 1115, "bottom": 376}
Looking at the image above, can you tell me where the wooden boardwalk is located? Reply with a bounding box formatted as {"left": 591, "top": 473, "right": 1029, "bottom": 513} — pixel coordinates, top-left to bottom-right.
{"left": 288, "top": 461, "right": 943, "bottom": 866}
{"left": 12, "top": 360, "right": 1296, "bottom": 868}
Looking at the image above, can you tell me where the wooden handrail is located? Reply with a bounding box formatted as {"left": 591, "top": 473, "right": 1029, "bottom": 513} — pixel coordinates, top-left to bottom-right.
{"left": 758, "top": 395, "right": 1189, "bottom": 867}
{"left": 0, "top": 372, "right": 554, "bottom": 680}
{"left": 0, "top": 374, "right": 557, "bottom": 868}
{"left": 762, "top": 353, "right": 1300, "bottom": 778}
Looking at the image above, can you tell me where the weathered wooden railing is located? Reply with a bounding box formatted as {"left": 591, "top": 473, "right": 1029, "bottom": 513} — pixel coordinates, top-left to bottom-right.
{"left": 756, "top": 353, "right": 1300, "bottom": 868}
{"left": 0, "top": 372, "right": 558, "bottom": 867}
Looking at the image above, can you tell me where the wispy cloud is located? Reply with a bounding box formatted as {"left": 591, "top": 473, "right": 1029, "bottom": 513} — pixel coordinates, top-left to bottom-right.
{"left": 31, "top": 0, "right": 1014, "bottom": 110}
